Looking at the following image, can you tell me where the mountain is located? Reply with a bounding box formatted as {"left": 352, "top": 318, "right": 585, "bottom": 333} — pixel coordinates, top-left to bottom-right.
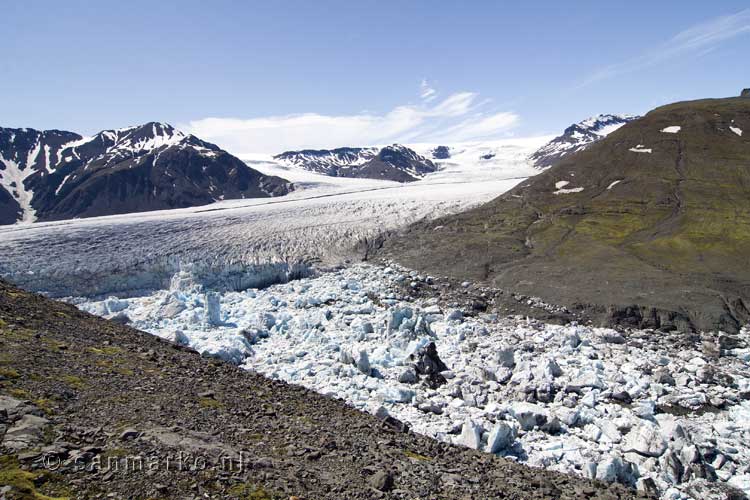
{"left": 0, "top": 122, "right": 292, "bottom": 224}
{"left": 530, "top": 114, "right": 638, "bottom": 169}
{"left": 274, "top": 144, "right": 437, "bottom": 182}
{"left": 381, "top": 97, "right": 750, "bottom": 333}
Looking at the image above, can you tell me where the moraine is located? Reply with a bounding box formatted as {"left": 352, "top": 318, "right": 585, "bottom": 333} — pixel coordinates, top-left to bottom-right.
{"left": 77, "top": 262, "right": 750, "bottom": 499}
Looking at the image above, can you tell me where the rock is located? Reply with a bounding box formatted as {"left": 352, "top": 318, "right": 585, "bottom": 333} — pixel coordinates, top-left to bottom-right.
{"left": 653, "top": 368, "right": 676, "bottom": 386}
{"left": 457, "top": 420, "right": 482, "bottom": 449}
{"left": 397, "top": 367, "right": 418, "bottom": 384}
{"left": 596, "top": 455, "right": 623, "bottom": 483}
{"left": 485, "top": 422, "right": 516, "bottom": 453}
{"left": 509, "top": 402, "right": 548, "bottom": 430}
{"left": 635, "top": 477, "right": 659, "bottom": 497}
{"left": 159, "top": 294, "right": 187, "bottom": 318}
{"left": 601, "top": 330, "right": 626, "bottom": 344}
{"left": 445, "top": 309, "right": 463, "bottom": 321}
{"left": 2, "top": 414, "right": 49, "bottom": 451}
{"left": 634, "top": 400, "right": 656, "bottom": 419}
{"left": 581, "top": 390, "right": 598, "bottom": 408}
{"left": 742, "top": 88, "right": 750, "bottom": 98}
{"left": 623, "top": 421, "right": 667, "bottom": 457}
{"left": 540, "top": 358, "right": 563, "bottom": 378}
{"left": 369, "top": 470, "right": 394, "bottom": 492}
{"left": 412, "top": 342, "right": 448, "bottom": 375}
{"left": 610, "top": 391, "right": 632, "bottom": 404}
{"left": 119, "top": 428, "right": 140, "bottom": 441}
{"left": 417, "top": 402, "right": 443, "bottom": 415}
{"left": 541, "top": 417, "right": 562, "bottom": 435}
{"left": 565, "top": 330, "right": 581, "bottom": 348}
{"left": 681, "top": 444, "right": 700, "bottom": 465}
{"left": 168, "top": 330, "right": 190, "bottom": 346}
{"left": 566, "top": 370, "right": 604, "bottom": 393}
{"left": 495, "top": 345, "right": 515, "bottom": 368}
{"left": 661, "top": 450, "right": 684, "bottom": 484}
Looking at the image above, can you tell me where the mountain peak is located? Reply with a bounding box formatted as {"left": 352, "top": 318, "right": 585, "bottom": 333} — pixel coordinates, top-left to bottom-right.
{"left": 530, "top": 113, "right": 638, "bottom": 169}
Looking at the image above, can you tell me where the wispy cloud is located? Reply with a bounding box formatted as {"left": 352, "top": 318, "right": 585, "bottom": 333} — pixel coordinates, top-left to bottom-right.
{"left": 580, "top": 9, "right": 750, "bottom": 87}
{"left": 182, "top": 86, "right": 519, "bottom": 155}
{"left": 420, "top": 79, "right": 437, "bottom": 102}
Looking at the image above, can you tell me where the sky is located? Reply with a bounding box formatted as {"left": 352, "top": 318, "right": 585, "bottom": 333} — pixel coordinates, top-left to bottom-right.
{"left": 2, "top": 1, "right": 749, "bottom": 155}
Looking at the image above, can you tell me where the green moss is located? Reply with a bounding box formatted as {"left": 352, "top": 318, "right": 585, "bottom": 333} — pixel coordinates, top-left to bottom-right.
{"left": 199, "top": 397, "right": 224, "bottom": 409}
{"left": 0, "top": 367, "right": 20, "bottom": 379}
{"left": 228, "top": 482, "right": 277, "bottom": 500}
{"left": 60, "top": 375, "right": 84, "bottom": 388}
{"left": 404, "top": 450, "right": 432, "bottom": 461}
{"left": 34, "top": 399, "right": 56, "bottom": 416}
{"left": 0, "top": 455, "right": 70, "bottom": 500}
{"left": 88, "top": 346, "right": 122, "bottom": 356}
{"left": 9, "top": 388, "right": 31, "bottom": 399}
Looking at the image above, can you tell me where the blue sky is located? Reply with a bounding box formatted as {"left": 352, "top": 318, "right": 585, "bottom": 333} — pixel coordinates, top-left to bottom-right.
{"left": 2, "top": 1, "right": 749, "bottom": 153}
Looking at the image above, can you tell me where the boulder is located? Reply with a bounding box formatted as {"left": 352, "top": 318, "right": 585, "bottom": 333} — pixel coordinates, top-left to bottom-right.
{"left": 564, "top": 330, "right": 581, "bottom": 348}
{"left": 566, "top": 370, "right": 604, "bottom": 393}
{"left": 596, "top": 455, "right": 624, "bottom": 483}
{"left": 2, "top": 414, "right": 49, "bottom": 451}
{"left": 397, "top": 367, "right": 418, "bottom": 384}
{"left": 661, "top": 450, "right": 684, "bottom": 485}
{"left": 541, "top": 358, "right": 563, "bottom": 378}
{"left": 623, "top": 421, "right": 667, "bottom": 457}
{"left": 495, "top": 345, "right": 515, "bottom": 368}
{"left": 485, "top": 422, "right": 516, "bottom": 453}
{"left": 509, "top": 402, "right": 548, "bottom": 430}
{"left": 457, "top": 420, "right": 482, "bottom": 449}
{"left": 412, "top": 342, "right": 448, "bottom": 375}
{"left": 369, "top": 470, "right": 394, "bottom": 492}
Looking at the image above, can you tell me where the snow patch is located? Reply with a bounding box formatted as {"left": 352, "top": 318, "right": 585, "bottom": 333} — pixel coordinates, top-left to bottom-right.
{"left": 0, "top": 152, "right": 37, "bottom": 224}
{"left": 629, "top": 145, "right": 652, "bottom": 154}
{"left": 660, "top": 126, "right": 681, "bottom": 134}
{"left": 606, "top": 180, "right": 622, "bottom": 190}
{"left": 554, "top": 186, "right": 584, "bottom": 195}
{"left": 730, "top": 126, "right": 743, "bottom": 137}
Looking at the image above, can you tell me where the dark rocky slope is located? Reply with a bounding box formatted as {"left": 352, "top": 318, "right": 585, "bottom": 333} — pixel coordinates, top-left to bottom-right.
{"left": 380, "top": 97, "right": 750, "bottom": 333}
{"left": 0, "top": 280, "right": 639, "bottom": 499}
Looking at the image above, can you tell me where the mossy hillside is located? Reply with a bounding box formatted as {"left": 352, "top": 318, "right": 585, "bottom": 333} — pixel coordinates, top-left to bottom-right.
{"left": 383, "top": 96, "right": 750, "bottom": 331}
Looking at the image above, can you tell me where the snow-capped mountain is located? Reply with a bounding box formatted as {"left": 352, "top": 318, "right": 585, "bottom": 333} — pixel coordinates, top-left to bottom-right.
{"left": 274, "top": 144, "right": 437, "bottom": 182}
{"left": 0, "top": 123, "right": 292, "bottom": 224}
{"left": 530, "top": 114, "right": 638, "bottom": 169}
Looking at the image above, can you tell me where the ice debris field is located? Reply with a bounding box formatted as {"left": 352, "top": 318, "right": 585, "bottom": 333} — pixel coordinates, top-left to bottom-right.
{"left": 77, "top": 263, "right": 750, "bottom": 500}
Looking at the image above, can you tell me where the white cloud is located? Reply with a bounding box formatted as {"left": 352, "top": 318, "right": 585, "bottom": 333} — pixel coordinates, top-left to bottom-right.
{"left": 581, "top": 9, "right": 750, "bottom": 86}
{"left": 181, "top": 89, "right": 519, "bottom": 155}
{"left": 420, "top": 79, "right": 437, "bottom": 102}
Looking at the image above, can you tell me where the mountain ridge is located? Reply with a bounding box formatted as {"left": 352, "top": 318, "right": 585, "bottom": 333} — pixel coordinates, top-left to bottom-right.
{"left": 274, "top": 144, "right": 437, "bottom": 182}
{"left": 0, "top": 122, "right": 293, "bottom": 224}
